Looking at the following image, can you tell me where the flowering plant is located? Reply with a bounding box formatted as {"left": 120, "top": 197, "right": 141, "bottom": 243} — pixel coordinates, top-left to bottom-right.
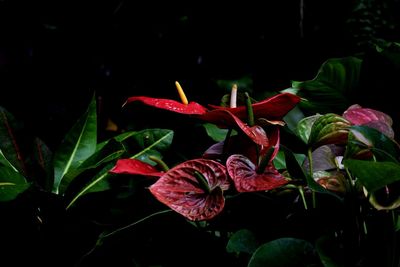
{"left": 1, "top": 55, "right": 399, "bottom": 266}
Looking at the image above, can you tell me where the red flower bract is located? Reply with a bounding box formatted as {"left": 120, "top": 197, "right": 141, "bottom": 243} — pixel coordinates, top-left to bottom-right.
{"left": 110, "top": 159, "right": 164, "bottom": 177}
{"left": 149, "top": 159, "right": 229, "bottom": 221}
{"left": 208, "top": 92, "right": 301, "bottom": 120}
{"left": 125, "top": 96, "right": 208, "bottom": 115}
{"left": 226, "top": 154, "right": 288, "bottom": 192}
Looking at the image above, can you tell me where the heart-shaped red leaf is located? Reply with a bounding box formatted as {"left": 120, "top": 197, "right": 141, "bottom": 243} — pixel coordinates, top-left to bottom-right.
{"left": 125, "top": 96, "right": 208, "bottom": 115}
{"left": 110, "top": 159, "right": 164, "bottom": 177}
{"left": 149, "top": 159, "right": 230, "bottom": 221}
{"left": 226, "top": 154, "right": 288, "bottom": 192}
{"left": 209, "top": 92, "right": 301, "bottom": 120}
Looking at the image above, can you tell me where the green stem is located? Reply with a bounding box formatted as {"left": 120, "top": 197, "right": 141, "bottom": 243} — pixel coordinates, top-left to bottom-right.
{"left": 307, "top": 148, "right": 316, "bottom": 209}
{"left": 245, "top": 92, "right": 254, "bottom": 127}
{"left": 148, "top": 155, "right": 170, "bottom": 172}
{"left": 298, "top": 186, "right": 308, "bottom": 210}
{"left": 75, "top": 209, "right": 172, "bottom": 266}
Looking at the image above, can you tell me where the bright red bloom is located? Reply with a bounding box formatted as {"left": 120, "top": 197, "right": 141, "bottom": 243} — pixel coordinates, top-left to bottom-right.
{"left": 125, "top": 93, "right": 300, "bottom": 146}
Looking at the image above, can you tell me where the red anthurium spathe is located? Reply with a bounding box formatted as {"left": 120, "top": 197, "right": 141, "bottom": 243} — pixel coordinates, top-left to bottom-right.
{"left": 226, "top": 154, "right": 288, "bottom": 192}
{"left": 149, "top": 159, "right": 230, "bottom": 221}
{"left": 208, "top": 92, "right": 301, "bottom": 120}
{"left": 110, "top": 159, "right": 165, "bottom": 177}
{"left": 125, "top": 96, "right": 208, "bottom": 115}
{"left": 343, "top": 104, "right": 394, "bottom": 138}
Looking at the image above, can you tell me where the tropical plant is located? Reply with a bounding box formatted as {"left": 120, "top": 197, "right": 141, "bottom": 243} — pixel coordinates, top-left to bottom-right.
{"left": 1, "top": 49, "right": 400, "bottom": 267}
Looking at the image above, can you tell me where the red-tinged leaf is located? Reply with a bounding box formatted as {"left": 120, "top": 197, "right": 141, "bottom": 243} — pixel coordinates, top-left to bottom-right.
{"left": 0, "top": 107, "right": 27, "bottom": 175}
{"left": 343, "top": 104, "right": 394, "bottom": 138}
{"left": 226, "top": 154, "right": 288, "bottom": 192}
{"left": 197, "top": 110, "right": 269, "bottom": 146}
{"left": 208, "top": 93, "right": 301, "bottom": 120}
{"left": 125, "top": 96, "right": 208, "bottom": 115}
{"left": 110, "top": 159, "right": 164, "bottom": 177}
{"left": 149, "top": 159, "right": 229, "bottom": 221}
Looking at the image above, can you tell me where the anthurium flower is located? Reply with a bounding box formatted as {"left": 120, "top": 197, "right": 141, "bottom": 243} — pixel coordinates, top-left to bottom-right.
{"left": 110, "top": 159, "right": 164, "bottom": 177}
{"left": 226, "top": 128, "right": 286, "bottom": 192}
{"left": 226, "top": 154, "right": 287, "bottom": 192}
{"left": 126, "top": 96, "right": 269, "bottom": 146}
{"left": 343, "top": 104, "right": 394, "bottom": 138}
{"left": 149, "top": 159, "right": 230, "bottom": 221}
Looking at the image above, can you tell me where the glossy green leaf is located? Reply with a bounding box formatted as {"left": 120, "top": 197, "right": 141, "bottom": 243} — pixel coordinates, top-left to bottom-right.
{"left": 308, "top": 114, "right": 350, "bottom": 148}
{"left": 344, "top": 160, "right": 400, "bottom": 192}
{"left": 288, "top": 57, "right": 362, "bottom": 113}
{"left": 226, "top": 229, "right": 259, "bottom": 254}
{"left": 202, "top": 123, "right": 230, "bottom": 142}
{"left": 0, "top": 107, "right": 26, "bottom": 174}
{"left": 53, "top": 95, "right": 97, "bottom": 194}
{"left": 66, "top": 129, "right": 174, "bottom": 208}
{"left": 248, "top": 238, "right": 317, "bottom": 267}
{"left": 0, "top": 166, "right": 29, "bottom": 201}
{"left": 345, "top": 126, "right": 400, "bottom": 161}
{"left": 296, "top": 114, "right": 322, "bottom": 144}
{"left": 65, "top": 162, "right": 115, "bottom": 209}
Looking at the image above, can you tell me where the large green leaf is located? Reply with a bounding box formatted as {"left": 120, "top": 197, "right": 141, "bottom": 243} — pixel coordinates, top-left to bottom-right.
{"left": 0, "top": 107, "right": 26, "bottom": 174}
{"left": 344, "top": 160, "right": 400, "bottom": 192}
{"left": 65, "top": 129, "right": 174, "bottom": 208}
{"left": 65, "top": 162, "right": 115, "bottom": 209}
{"left": 285, "top": 57, "right": 362, "bottom": 113}
{"left": 226, "top": 229, "right": 259, "bottom": 255}
{"left": 53, "top": 95, "right": 97, "bottom": 194}
{"left": 0, "top": 166, "right": 30, "bottom": 201}
{"left": 59, "top": 139, "right": 125, "bottom": 194}
{"left": 248, "top": 238, "right": 317, "bottom": 267}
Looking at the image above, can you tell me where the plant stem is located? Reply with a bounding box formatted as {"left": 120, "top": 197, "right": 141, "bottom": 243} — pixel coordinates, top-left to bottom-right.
{"left": 298, "top": 186, "right": 308, "bottom": 210}
{"left": 307, "top": 148, "right": 316, "bottom": 209}
{"left": 75, "top": 209, "right": 172, "bottom": 266}
{"left": 149, "top": 155, "right": 170, "bottom": 172}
